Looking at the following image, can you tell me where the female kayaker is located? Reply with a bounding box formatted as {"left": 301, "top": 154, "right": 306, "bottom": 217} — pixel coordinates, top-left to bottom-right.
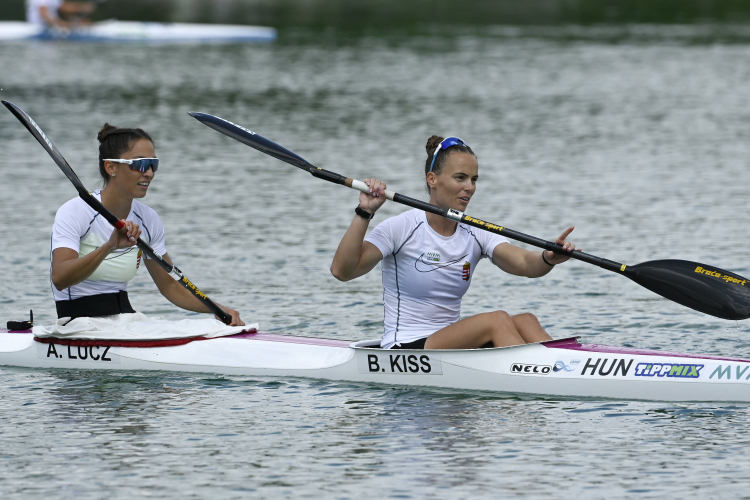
{"left": 27, "top": 0, "right": 96, "bottom": 29}
{"left": 331, "top": 135, "right": 575, "bottom": 349}
{"left": 50, "top": 124, "right": 244, "bottom": 325}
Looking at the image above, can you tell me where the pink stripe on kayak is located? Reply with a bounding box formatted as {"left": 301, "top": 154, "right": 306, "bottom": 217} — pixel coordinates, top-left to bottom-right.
{"left": 544, "top": 337, "right": 750, "bottom": 363}
{"left": 227, "top": 331, "right": 352, "bottom": 348}
{"left": 1, "top": 328, "right": 352, "bottom": 347}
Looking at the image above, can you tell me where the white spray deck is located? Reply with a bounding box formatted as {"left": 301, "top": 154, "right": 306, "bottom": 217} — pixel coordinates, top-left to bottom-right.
{"left": 2, "top": 329, "right": 750, "bottom": 401}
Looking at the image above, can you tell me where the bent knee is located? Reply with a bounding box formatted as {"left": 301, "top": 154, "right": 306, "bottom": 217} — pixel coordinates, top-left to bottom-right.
{"left": 512, "top": 312, "right": 539, "bottom": 323}
{"left": 488, "top": 310, "right": 513, "bottom": 324}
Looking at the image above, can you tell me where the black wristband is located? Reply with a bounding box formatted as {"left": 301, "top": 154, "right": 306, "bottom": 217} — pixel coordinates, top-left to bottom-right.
{"left": 355, "top": 205, "right": 374, "bottom": 220}
{"left": 542, "top": 252, "right": 555, "bottom": 267}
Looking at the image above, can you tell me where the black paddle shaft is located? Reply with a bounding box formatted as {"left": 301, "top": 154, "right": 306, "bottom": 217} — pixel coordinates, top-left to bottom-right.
{"left": 189, "top": 112, "right": 628, "bottom": 273}
{"left": 4, "top": 100, "right": 232, "bottom": 324}
{"left": 189, "top": 111, "right": 750, "bottom": 320}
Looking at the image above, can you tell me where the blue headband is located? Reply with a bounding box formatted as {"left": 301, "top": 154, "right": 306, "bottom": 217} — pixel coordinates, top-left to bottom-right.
{"left": 429, "top": 137, "right": 469, "bottom": 172}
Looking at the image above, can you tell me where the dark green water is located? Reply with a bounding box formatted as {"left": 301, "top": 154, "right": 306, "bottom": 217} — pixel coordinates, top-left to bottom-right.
{"left": 1, "top": 26, "right": 750, "bottom": 498}
{"left": 6, "top": 0, "right": 750, "bottom": 26}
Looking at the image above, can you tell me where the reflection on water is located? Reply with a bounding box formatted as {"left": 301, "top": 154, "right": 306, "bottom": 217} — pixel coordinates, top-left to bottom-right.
{"left": 1, "top": 26, "right": 750, "bottom": 497}
{"left": 2, "top": 369, "right": 750, "bottom": 498}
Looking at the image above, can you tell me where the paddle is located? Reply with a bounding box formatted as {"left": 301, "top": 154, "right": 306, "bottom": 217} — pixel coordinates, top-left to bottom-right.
{"left": 3, "top": 100, "right": 232, "bottom": 325}
{"left": 188, "top": 111, "right": 750, "bottom": 321}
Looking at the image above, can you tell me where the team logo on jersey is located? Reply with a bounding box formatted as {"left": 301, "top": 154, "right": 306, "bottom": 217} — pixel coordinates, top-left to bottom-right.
{"left": 416, "top": 253, "right": 466, "bottom": 272}
{"left": 136, "top": 250, "right": 143, "bottom": 269}
{"left": 462, "top": 261, "right": 471, "bottom": 281}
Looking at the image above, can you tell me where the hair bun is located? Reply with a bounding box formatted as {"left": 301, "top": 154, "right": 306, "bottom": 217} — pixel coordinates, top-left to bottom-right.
{"left": 97, "top": 123, "right": 119, "bottom": 143}
{"left": 425, "top": 135, "right": 444, "bottom": 156}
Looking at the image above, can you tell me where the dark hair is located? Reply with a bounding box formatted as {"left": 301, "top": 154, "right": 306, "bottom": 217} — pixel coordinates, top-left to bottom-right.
{"left": 424, "top": 135, "right": 475, "bottom": 193}
{"left": 97, "top": 123, "right": 154, "bottom": 184}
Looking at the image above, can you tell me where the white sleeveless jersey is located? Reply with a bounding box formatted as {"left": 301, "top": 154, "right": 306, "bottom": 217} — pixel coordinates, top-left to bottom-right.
{"left": 50, "top": 190, "right": 167, "bottom": 302}
{"left": 365, "top": 209, "right": 509, "bottom": 349}
{"left": 26, "top": 0, "right": 63, "bottom": 25}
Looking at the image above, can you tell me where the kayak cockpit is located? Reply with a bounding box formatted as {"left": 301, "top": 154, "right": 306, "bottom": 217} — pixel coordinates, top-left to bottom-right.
{"left": 350, "top": 336, "right": 584, "bottom": 351}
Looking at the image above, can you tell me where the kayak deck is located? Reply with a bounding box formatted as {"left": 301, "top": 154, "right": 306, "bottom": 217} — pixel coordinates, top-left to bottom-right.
{"left": 229, "top": 331, "right": 352, "bottom": 347}
{"left": 2, "top": 329, "right": 750, "bottom": 402}
{"left": 542, "top": 336, "right": 750, "bottom": 363}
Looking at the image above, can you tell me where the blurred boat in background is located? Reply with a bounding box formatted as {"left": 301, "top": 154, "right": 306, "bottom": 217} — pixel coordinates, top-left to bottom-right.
{"left": 0, "top": 20, "right": 276, "bottom": 43}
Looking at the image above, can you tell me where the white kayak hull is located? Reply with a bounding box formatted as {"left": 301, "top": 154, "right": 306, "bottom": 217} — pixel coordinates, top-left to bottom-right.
{"left": 3, "top": 329, "right": 750, "bottom": 401}
{"left": 0, "top": 21, "right": 276, "bottom": 43}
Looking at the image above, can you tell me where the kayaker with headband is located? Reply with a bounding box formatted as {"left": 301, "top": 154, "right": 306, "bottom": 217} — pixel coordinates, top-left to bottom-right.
{"left": 50, "top": 123, "right": 244, "bottom": 326}
{"left": 330, "top": 135, "right": 576, "bottom": 349}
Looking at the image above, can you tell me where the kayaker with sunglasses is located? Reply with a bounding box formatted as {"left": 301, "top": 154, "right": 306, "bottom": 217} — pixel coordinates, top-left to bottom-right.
{"left": 331, "top": 135, "right": 575, "bottom": 349}
{"left": 49, "top": 123, "right": 243, "bottom": 325}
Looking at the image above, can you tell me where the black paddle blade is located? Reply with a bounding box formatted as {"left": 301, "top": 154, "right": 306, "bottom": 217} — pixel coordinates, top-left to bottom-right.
{"left": 2, "top": 100, "right": 87, "bottom": 194}
{"left": 627, "top": 260, "right": 750, "bottom": 320}
{"left": 188, "top": 112, "right": 314, "bottom": 171}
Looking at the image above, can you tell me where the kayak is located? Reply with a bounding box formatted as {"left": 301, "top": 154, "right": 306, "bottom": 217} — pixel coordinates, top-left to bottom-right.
{"left": 3, "top": 327, "right": 750, "bottom": 402}
{"left": 0, "top": 21, "right": 276, "bottom": 43}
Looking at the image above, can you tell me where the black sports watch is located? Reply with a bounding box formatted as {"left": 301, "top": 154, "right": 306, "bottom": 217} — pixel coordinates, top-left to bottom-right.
{"left": 355, "top": 205, "right": 374, "bottom": 220}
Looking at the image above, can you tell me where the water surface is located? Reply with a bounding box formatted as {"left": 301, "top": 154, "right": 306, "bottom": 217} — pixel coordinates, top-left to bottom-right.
{"left": 1, "top": 26, "right": 749, "bottom": 498}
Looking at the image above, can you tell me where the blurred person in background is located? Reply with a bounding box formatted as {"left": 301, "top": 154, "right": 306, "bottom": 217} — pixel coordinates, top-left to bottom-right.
{"left": 26, "top": 0, "right": 96, "bottom": 29}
